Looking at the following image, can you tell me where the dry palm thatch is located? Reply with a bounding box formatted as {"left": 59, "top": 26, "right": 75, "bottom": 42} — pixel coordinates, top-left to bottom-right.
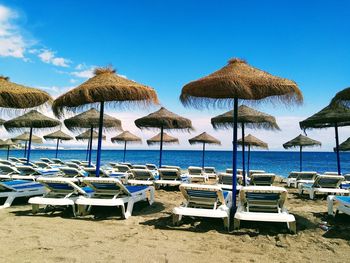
{"left": 43, "top": 130, "right": 73, "bottom": 141}
{"left": 283, "top": 134, "right": 321, "bottom": 149}
{"left": 330, "top": 87, "right": 350, "bottom": 107}
{"left": 111, "top": 131, "right": 141, "bottom": 144}
{"left": 3, "top": 110, "right": 61, "bottom": 132}
{"left": 147, "top": 132, "right": 179, "bottom": 145}
{"left": 135, "top": 107, "right": 193, "bottom": 130}
{"left": 0, "top": 139, "right": 16, "bottom": 147}
{"left": 0, "top": 76, "right": 52, "bottom": 109}
{"left": 64, "top": 108, "right": 122, "bottom": 131}
{"left": 180, "top": 58, "right": 303, "bottom": 108}
{"left": 11, "top": 132, "right": 43, "bottom": 143}
{"left": 52, "top": 67, "right": 159, "bottom": 117}
{"left": 188, "top": 132, "right": 221, "bottom": 145}
{"left": 299, "top": 104, "right": 350, "bottom": 130}
{"left": 75, "top": 130, "right": 106, "bottom": 141}
{"left": 337, "top": 137, "right": 350, "bottom": 151}
{"left": 238, "top": 134, "right": 268, "bottom": 149}
{"left": 211, "top": 105, "right": 280, "bottom": 130}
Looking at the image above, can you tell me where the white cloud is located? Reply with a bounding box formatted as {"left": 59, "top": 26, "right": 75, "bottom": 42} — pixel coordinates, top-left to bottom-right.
{"left": 71, "top": 68, "right": 95, "bottom": 78}
{"left": 0, "top": 5, "right": 26, "bottom": 58}
{"left": 38, "top": 49, "right": 70, "bottom": 67}
{"left": 37, "top": 85, "right": 74, "bottom": 97}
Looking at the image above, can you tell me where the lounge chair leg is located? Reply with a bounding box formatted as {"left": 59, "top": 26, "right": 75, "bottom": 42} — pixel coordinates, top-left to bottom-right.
{"left": 223, "top": 217, "right": 230, "bottom": 231}
{"left": 125, "top": 201, "right": 134, "bottom": 219}
{"left": 327, "top": 195, "right": 335, "bottom": 215}
{"left": 77, "top": 205, "right": 87, "bottom": 216}
{"left": 148, "top": 187, "right": 155, "bottom": 205}
{"left": 233, "top": 218, "right": 240, "bottom": 230}
{"left": 309, "top": 190, "right": 315, "bottom": 200}
{"left": 32, "top": 204, "right": 39, "bottom": 214}
{"left": 173, "top": 214, "right": 181, "bottom": 226}
{"left": 289, "top": 221, "right": 297, "bottom": 234}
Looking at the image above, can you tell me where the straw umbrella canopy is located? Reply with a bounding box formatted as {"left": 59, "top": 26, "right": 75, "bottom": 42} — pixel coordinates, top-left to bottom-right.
{"left": 330, "top": 87, "right": 350, "bottom": 107}
{"left": 0, "top": 139, "right": 16, "bottom": 160}
{"left": 147, "top": 132, "right": 179, "bottom": 145}
{"left": 12, "top": 132, "right": 43, "bottom": 158}
{"left": 0, "top": 76, "right": 52, "bottom": 110}
{"left": 43, "top": 130, "right": 74, "bottom": 158}
{"left": 181, "top": 58, "right": 302, "bottom": 210}
{"left": 336, "top": 138, "right": 350, "bottom": 151}
{"left": 188, "top": 132, "right": 221, "bottom": 168}
{"left": 52, "top": 67, "right": 158, "bottom": 176}
{"left": 283, "top": 134, "right": 321, "bottom": 172}
{"left": 4, "top": 110, "right": 61, "bottom": 164}
{"left": 64, "top": 108, "right": 122, "bottom": 166}
{"left": 300, "top": 104, "right": 350, "bottom": 175}
{"left": 75, "top": 130, "right": 106, "bottom": 141}
{"left": 111, "top": 131, "right": 142, "bottom": 162}
{"left": 238, "top": 134, "right": 268, "bottom": 175}
{"left": 135, "top": 107, "right": 193, "bottom": 167}
{"left": 211, "top": 104, "right": 279, "bottom": 184}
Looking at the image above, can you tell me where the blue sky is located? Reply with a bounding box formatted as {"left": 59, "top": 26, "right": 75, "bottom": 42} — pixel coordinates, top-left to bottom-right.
{"left": 1, "top": 1, "right": 350, "bottom": 151}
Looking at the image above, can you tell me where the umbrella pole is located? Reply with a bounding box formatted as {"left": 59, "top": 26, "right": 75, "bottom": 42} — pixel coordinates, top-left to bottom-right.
{"left": 24, "top": 141, "right": 27, "bottom": 158}
{"left": 55, "top": 138, "right": 59, "bottom": 158}
{"left": 242, "top": 124, "right": 246, "bottom": 186}
{"left": 335, "top": 123, "right": 341, "bottom": 175}
{"left": 247, "top": 145, "right": 251, "bottom": 177}
{"left": 86, "top": 139, "right": 90, "bottom": 161}
{"left": 202, "top": 142, "right": 206, "bottom": 168}
{"left": 123, "top": 141, "right": 127, "bottom": 162}
{"left": 88, "top": 126, "right": 93, "bottom": 166}
{"left": 232, "top": 98, "right": 238, "bottom": 212}
{"left": 27, "top": 127, "right": 33, "bottom": 164}
{"left": 95, "top": 102, "right": 105, "bottom": 177}
{"left": 300, "top": 146, "right": 302, "bottom": 172}
{"left": 7, "top": 146, "right": 10, "bottom": 160}
{"left": 159, "top": 125, "right": 164, "bottom": 168}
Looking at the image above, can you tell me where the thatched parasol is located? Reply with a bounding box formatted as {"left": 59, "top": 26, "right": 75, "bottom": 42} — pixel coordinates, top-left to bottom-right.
{"left": 52, "top": 67, "right": 158, "bottom": 176}
{"left": 64, "top": 108, "right": 122, "bottom": 166}
{"left": 43, "top": 130, "right": 74, "bottom": 158}
{"left": 0, "top": 118, "right": 5, "bottom": 125}
{"left": 4, "top": 110, "right": 61, "bottom": 164}
{"left": 300, "top": 103, "right": 350, "bottom": 175}
{"left": 111, "top": 131, "right": 142, "bottom": 162}
{"left": 337, "top": 137, "right": 350, "bottom": 151}
{"left": 135, "top": 107, "right": 192, "bottom": 167}
{"left": 330, "top": 87, "right": 350, "bottom": 107}
{"left": 181, "top": 58, "right": 302, "bottom": 209}
{"left": 0, "top": 139, "right": 16, "bottom": 160}
{"left": 211, "top": 104, "right": 279, "bottom": 184}
{"left": 147, "top": 132, "right": 179, "bottom": 145}
{"left": 0, "top": 76, "right": 52, "bottom": 110}
{"left": 283, "top": 134, "right": 321, "bottom": 172}
{"left": 188, "top": 132, "right": 221, "bottom": 168}
{"left": 12, "top": 132, "right": 43, "bottom": 158}
{"left": 238, "top": 134, "right": 268, "bottom": 175}
{"left": 75, "top": 130, "right": 106, "bottom": 141}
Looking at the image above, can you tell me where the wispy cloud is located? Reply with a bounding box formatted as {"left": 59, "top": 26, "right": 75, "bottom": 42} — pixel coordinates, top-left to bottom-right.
{"left": 37, "top": 49, "right": 70, "bottom": 67}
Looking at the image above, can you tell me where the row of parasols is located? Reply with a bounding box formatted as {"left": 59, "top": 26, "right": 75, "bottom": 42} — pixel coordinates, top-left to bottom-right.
{"left": 2, "top": 58, "right": 350, "bottom": 210}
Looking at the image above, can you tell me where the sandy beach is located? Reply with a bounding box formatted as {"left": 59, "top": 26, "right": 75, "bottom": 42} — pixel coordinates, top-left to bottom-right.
{"left": 0, "top": 185, "right": 349, "bottom": 263}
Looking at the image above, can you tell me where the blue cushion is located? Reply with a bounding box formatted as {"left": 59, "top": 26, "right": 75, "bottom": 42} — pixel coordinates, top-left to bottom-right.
{"left": 341, "top": 183, "right": 350, "bottom": 189}
{"left": 336, "top": 196, "right": 350, "bottom": 204}
{"left": 246, "top": 193, "right": 280, "bottom": 201}
{"left": 186, "top": 189, "right": 218, "bottom": 198}
{"left": 82, "top": 186, "right": 94, "bottom": 193}
{"left": 2, "top": 180, "right": 29, "bottom": 186}
{"left": 91, "top": 183, "right": 120, "bottom": 191}
{"left": 46, "top": 183, "right": 74, "bottom": 190}
{"left": 223, "top": 191, "right": 229, "bottom": 199}
{"left": 125, "top": 185, "right": 148, "bottom": 193}
{"left": 11, "top": 183, "right": 43, "bottom": 190}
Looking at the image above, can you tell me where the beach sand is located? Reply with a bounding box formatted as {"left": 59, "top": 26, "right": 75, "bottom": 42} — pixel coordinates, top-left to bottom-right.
{"left": 0, "top": 186, "right": 349, "bottom": 263}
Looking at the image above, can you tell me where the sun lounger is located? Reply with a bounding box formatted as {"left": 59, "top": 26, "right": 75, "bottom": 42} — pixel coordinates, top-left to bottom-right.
{"left": 154, "top": 168, "right": 184, "bottom": 188}
{"left": 51, "top": 158, "right": 65, "bottom": 165}
{"left": 0, "top": 159, "right": 15, "bottom": 166}
{"left": 8, "top": 157, "right": 21, "bottom": 163}
{"left": 0, "top": 164, "right": 20, "bottom": 179}
{"left": 217, "top": 172, "right": 243, "bottom": 191}
{"left": 70, "top": 159, "right": 83, "bottom": 165}
{"left": 327, "top": 195, "right": 350, "bottom": 216}
{"left": 75, "top": 177, "right": 154, "bottom": 219}
{"left": 59, "top": 167, "right": 87, "bottom": 178}
{"left": 112, "top": 164, "right": 131, "bottom": 173}
{"left": 298, "top": 175, "right": 348, "bottom": 199}
{"left": 0, "top": 179, "right": 45, "bottom": 209}
{"left": 324, "top": 172, "right": 341, "bottom": 175}
{"left": 40, "top": 158, "right": 55, "bottom": 164}
{"left": 161, "top": 165, "right": 181, "bottom": 171}
{"left": 248, "top": 170, "right": 266, "bottom": 176}
{"left": 285, "top": 171, "right": 318, "bottom": 188}
{"left": 13, "top": 165, "right": 59, "bottom": 180}
{"left": 132, "top": 164, "right": 148, "bottom": 169}
{"left": 249, "top": 173, "right": 276, "bottom": 186}
{"left": 128, "top": 169, "right": 155, "bottom": 185}
{"left": 204, "top": 167, "right": 217, "bottom": 180}
{"left": 234, "top": 186, "right": 296, "bottom": 233}
{"left": 172, "top": 184, "right": 232, "bottom": 230}
{"left": 186, "top": 166, "right": 208, "bottom": 183}
{"left": 146, "top": 163, "right": 158, "bottom": 170}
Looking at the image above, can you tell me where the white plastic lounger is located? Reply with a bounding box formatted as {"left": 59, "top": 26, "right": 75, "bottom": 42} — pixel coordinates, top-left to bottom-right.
{"left": 172, "top": 183, "right": 232, "bottom": 230}
{"left": 76, "top": 177, "right": 154, "bottom": 219}
{"left": 204, "top": 167, "right": 217, "bottom": 180}
{"left": 51, "top": 158, "right": 65, "bottom": 165}
{"left": 28, "top": 177, "right": 89, "bottom": 216}
{"left": 217, "top": 173, "right": 243, "bottom": 191}
{"left": 0, "top": 180, "right": 45, "bottom": 209}
{"left": 234, "top": 186, "right": 296, "bottom": 233}
{"left": 327, "top": 195, "right": 350, "bottom": 216}
{"left": 0, "top": 164, "right": 20, "bottom": 179}
{"left": 0, "top": 160, "right": 15, "bottom": 166}
{"left": 298, "top": 175, "right": 348, "bottom": 199}
{"left": 128, "top": 169, "right": 155, "bottom": 186}
{"left": 112, "top": 164, "right": 131, "bottom": 173}
{"left": 59, "top": 167, "right": 87, "bottom": 178}
{"left": 146, "top": 163, "right": 158, "bottom": 170}
{"left": 248, "top": 170, "right": 265, "bottom": 176}
{"left": 40, "top": 158, "right": 54, "bottom": 164}
{"left": 186, "top": 166, "right": 208, "bottom": 183}
{"left": 285, "top": 171, "right": 318, "bottom": 188}
{"left": 154, "top": 168, "right": 184, "bottom": 188}
{"left": 132, "top": 164, "right": 147, "bottom": 169}
{"left": 250, "top": 173, "right": 276, "bottom": 186}
{"left": 324, "top": 172, "right": 341, "bottom": 175}
{"left": 13, "top": 165, "right": 59, "bottom": 180}
{"left": 161, "top": 165, "right": 181, "bottom": 171}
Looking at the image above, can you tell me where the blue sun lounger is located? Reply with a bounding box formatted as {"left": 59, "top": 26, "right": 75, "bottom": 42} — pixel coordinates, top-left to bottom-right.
{"left": 0, "top": 180, "right": 45, "bottom": 209}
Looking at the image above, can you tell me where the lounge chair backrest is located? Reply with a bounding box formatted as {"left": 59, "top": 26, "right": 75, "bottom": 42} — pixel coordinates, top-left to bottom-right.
{"left": 114, "top": 165, "right": 130, "bottom": 173}
{"left": 161, "top": 165, "right": 181, "bottom": 172}
{"left": 158, "top": 168, "right": 181, "bottom": 180}
{"left": 34, "top": 161, "right": 50, "bottom": 169}
{"left": 313, "top": 175, "right": 344, "bottom": 188}
{"left": 146, "top": 164, "right": 157, "bottom": 170}
{"left": 344, "top": 174, "right": 350, "bottom": 182}
{"left": 250, "top": 173, "right": 275, "bottom": 186}
{"left": 83, "top": 167, "right": 104, "bottom": 177}
{"left": 324, "top": 172, "right": 340, "bottom": 175}
{"left": 59, "top": 167, "right": 82, "bottom": 178}
{"left": 52, "top": 158, "right": 64, "bottom": 164}
{"left": 204, "top": 167, "right": 216, "bottom": 174}
{"left": 188, "top": 166, "right": 203, "bottom": 175}
{"left": 225, "top": 168, "right": 243, "bottom": 175}
{"left": 16, "top": 165, "right": 40, "bottom": 176}
{"left": 40, "top": 158, "right": 53, "bottom": 164}
{"left": 0, "top": 164, "right": 19, "bottom": 175}
{"left": 65, "top": 162, "right": 80, "bottom": 169}
{"left": 180, "top": 184, "right": 225, "bottom": 208}
{"left": 296, "top": 172, "right": 318, "bottom": 181}
{"left": 219, "top": 173, "right": 243, "bottom": 185}
{"left": 248, "top": 170, "right": 265, "bottom": 176}
{"left": 132, "top": 165, "right": 147, "bottom": 170}
{"left": 240, "top": 186, "right": 287, "bottom": 212}
{"left": 130, "top": 169, "right": 154, "bottom": 180}
{"left": 37, "top": 177, "right": 86, "bottom": 195}
{"left": 82, "top": 177, "right": 130, "bottom": 196}
{"left": 70, "top": 160, "right": 82, "bottom": 165}
{"left": 8, "top": 157, "right": 20, "bottom": 163}
{"left": 0, "top": 160, "right": 13, "bottom": 166}
{"left": 120, "top": 162, "right": 133, "bottom": 168}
